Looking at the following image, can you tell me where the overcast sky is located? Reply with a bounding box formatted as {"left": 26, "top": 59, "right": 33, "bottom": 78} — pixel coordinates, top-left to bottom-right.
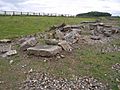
{"left": 0, "top": 0, "right": 120, "bottom": 16}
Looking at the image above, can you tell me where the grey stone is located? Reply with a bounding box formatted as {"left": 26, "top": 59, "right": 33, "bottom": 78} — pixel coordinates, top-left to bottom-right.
{"left": 103, "top": 31, "right": 111, "bottom": 37}
{"left": 63, "top": 25, "right": 82, "bottom": 32}
{"left": 45, "top": 39, "right": 59, "bottom": 45}
{"left": 27, "top": 45, "right": 62, "bottom": 57}
{"left": 20, "top": 37, "right": 38, "bottom": 51}
{"left": 2, "top": 50, "right": 17, "bottom": 57}
{"left": 80, "top": 21, "right": 97, "bottom": 24}
{"left": 71, "top": 29, "right": 82, "bottom": 34}
{"left": 58, "top": 41, "right": 72, "bottom": 52}
{"left": 64, "top": 30, "right": 80, "bottom": 44}
{"left": 91, "top": 36, "right": 101, "bottom": 40}
{"left": 89, "top": 24, "right": 97, "bottom": 30}
{"left": 0, "top": 44, "right": 11, "bottom": 53}
{"left": 0, "top": 39, "right": 11, "bottom": 43}
{"left": 54, "top": 30, "right": 64, "bottom": 40}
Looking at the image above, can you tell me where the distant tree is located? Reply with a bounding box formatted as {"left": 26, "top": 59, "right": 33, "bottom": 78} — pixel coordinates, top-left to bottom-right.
{"left": 76, "top": 11, "right": 112, "bottom": 17}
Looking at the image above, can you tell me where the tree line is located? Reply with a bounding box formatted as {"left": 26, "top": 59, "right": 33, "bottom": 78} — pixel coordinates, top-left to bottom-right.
{"left": 76, "top": 11, "right": 112, "bottom": 17}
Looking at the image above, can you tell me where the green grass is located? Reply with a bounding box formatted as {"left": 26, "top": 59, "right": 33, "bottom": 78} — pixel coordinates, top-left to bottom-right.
{"left": 0, "top": 16, "right": 120, "bottom": 90}
{"left": 0, "top": 16, "right": 96, "bottom": 39}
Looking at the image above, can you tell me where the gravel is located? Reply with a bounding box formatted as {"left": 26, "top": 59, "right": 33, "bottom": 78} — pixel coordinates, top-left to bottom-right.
{"left": 19, "top": 72, "right": 107, "bottom": 90}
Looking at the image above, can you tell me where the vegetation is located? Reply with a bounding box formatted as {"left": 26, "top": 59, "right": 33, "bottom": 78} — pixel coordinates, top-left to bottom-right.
{"left": 76, "top": 11, "right": 112, "bottom": 17}
{"left": 0, "top": 16, "right": 120, "bottom": 90}
{"left": 0, "top": 16, "right": 96, "bottom": 39}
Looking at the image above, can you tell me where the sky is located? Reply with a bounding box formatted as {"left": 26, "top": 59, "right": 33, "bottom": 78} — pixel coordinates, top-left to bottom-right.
{"left": 0, "top": 0, "right": 120, "bottom": 16}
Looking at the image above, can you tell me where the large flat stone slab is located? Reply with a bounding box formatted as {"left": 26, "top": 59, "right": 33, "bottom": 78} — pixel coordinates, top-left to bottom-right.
{"left": 27, "top": 45, "right": 62, "bottom": 57}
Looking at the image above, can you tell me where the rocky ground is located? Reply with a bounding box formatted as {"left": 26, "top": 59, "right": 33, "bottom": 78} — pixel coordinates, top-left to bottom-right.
{"left": 0, "top": 19, "right": 120, "bottom": 90}
{"left": 19, "top": 72, "right": 107, "bottom": 90}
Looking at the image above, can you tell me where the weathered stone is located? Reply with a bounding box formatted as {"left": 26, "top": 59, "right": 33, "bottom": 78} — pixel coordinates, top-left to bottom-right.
{"left": 0, "top": 39, "right": 11, "bottom": 43}
{"left": 20, "top": 37, "right": 38, "bottom": 51}
{"left": 63, "top": 25, "right": 82, "bottom": 31}
{"left": 71, "top": 29, "right": 82, "bottom": 34}
{"left": 18, "top": 37, "right": 31, "bottom": 45}
{"left": 0, "top": 44, "right": 11, "bottom": 53}
{"left": 80, "top": 21, "right": 97, "bottom": 24}
{"left": 49, "top": 23, "right": 66, "bottom": 31}
{"left": 103, "top": 31, "right": 111, "bottom": 37}
{"left": 2, "top": 50, "right": 17, "bottom": 57}
{"left": 58, "top": 41, "right": 72, "bottom": 52}
{"left": 54, "top": 30, "right": 64, "bottom": 40}
{"left": 64, "top": 30, "right": 80, "bottom": 44}
{"left": 111, "top": 27, "right": 120, "bottom": 34}
{"left": 27, "top": 45, "right": 62, "bottom": 57}
{"left": 104, "top": 25, "right": 112, "bottom": 28}
{"left": 91, "top": 36, "right": 101, "bottom": 40}
{"left": 45, "top": 39, "right": 59, "bottom": 45}
{"left": 89, "top": 24, "right": 97, "bottom": 30}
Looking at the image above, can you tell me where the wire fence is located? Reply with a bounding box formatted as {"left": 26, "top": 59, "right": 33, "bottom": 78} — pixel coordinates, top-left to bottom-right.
{"left": 0, "top": 11, "right": 75, "bottom": 17}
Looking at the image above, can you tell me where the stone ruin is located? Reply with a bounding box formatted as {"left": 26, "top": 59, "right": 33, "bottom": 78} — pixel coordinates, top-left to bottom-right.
{"left": 0, "top": 21, "right": 120, "bottom": 58}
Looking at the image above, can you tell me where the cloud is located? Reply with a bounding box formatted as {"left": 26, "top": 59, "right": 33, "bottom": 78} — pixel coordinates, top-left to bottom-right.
{"left": 0, "top": 0, "right": 120, "bottom": 16}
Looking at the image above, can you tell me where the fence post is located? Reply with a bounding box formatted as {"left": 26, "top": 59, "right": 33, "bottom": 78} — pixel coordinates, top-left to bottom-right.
{"left": 13, "top": 11, "right": 15, "bottom": 16}
{"left": 4, "top": 11, "right": 6, "bottom": 16}
{"left": 39, "top": 13, "right": 40, "bottom": 16}
{"left": 21, "top": 12, "right": 22, "bottom": 15}
{"left": 27, "top": 12, "right": 29, "bottom": 16}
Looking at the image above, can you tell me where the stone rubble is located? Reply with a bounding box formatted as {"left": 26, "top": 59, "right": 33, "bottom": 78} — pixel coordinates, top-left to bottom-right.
{"left": 0, "top": 22, "right": 120, "bottom": 58}
{"left": 0, "top": 44, "right": 11, "bottom": 53}
{"left": 20, "top": 72, "right": 107, "bottom": 90}
{"left": 58, "top": 40, "right": 73, "bottom": 52}
{"left": 112, "top": 63, "right": 120, "bottom": 72}
{"left": 2, "top": 50, "right": 17, "bottom": 57}
{"left": 20, "top": 37, "right": 38, "bottom": 51}
{"left": 0, "top": 39, "right": 11, "bottom": 43}
{"left": 101, "top": 44, "right": 120, "bottom": 53}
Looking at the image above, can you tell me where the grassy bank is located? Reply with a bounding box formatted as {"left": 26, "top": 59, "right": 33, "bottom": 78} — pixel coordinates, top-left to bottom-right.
{"left": 0, "top": 16, "right": 96, "bottom": 39}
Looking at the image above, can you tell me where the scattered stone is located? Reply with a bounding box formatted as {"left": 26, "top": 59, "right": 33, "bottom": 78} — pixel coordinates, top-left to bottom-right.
{"left": 112, "top": 63, "right": 120, "bottom": 72}
{"left": 22, "top": 64, "right": 27, "bottom": 68}
{"left": 54, "top": 30, "right": 64, "bottom": 40}
{"left": 0, "top": 39, "right": 11, "bottom": 43}
{"left": 45, "top": 39, "right": 59, "bottom": 45}
{"left": 81, "top": 21, "right": 97, "bottom": 24}
{"left": 60, "top": 54, "right": 65, "bottom": 58}
{"left": 20, "top": 72, "right": 107, "bottom": 90}
{"left": 20, "top": 37, "right": 38, "bottom": 51}
{"left": 2, "top": 50, "right": 17, "bottom": 57}
{"left": 9, "top": 60, "right": 14, "bottom": 64}
{"left": 63, "top": 25, "right": 82, "bottom": 30}
{"left": 27, "top": 45, "right": 62, "bottom": 57}
{"left": 64, "top": 30, "right": 80, "bottom": 44}
{"left": 103, "top": 31, "right": 111, "bottom": 37}
{"left": 89, "top": 24, "right": 97, "bottom": 30}
{"left": 58, "top": 41, "right": 72, "bottom": 52}
{"left": 91, "top": 36, "right": 101, "bottom": 40}
{"left": 56, "top": 55, "right": 61, "bottom": 59}
{"left": 0, "top": 44, "right": 11, "bottom": 53}
{"left": 43, "top": 58, "right": 48, "bottom": 62}
{"left": 28, "top": 69, "right": 33, "bottom": 73}
{"left": 0, "top": 81, "right": 4, "bottom": 84}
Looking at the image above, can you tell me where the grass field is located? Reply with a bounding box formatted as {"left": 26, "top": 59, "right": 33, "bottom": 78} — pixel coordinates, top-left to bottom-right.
{"left": 0, "top": 16, "right": 120, "bottom": 90}
{"left": 0, "top": 16, "right": 96, "bottom": 39}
